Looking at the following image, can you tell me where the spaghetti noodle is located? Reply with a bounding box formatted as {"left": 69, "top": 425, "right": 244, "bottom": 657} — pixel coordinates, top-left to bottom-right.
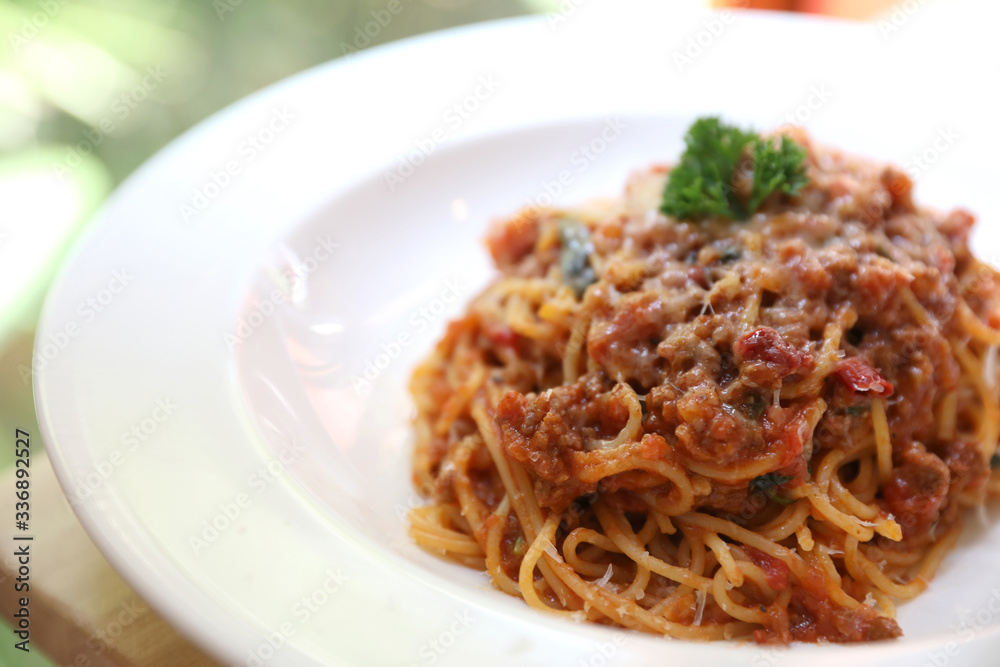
{"left": 408, "top": 126, "right": 1000, "bottom": 643}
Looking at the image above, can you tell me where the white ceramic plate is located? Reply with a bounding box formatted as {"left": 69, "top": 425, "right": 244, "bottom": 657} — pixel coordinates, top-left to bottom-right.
{"left": 35, "top": 4, "right": 1000, "bottom": 666}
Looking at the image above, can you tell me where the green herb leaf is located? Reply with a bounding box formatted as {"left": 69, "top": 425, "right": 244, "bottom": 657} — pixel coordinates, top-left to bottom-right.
{"left": 749, "top": 472, "right": 795, "bottom": 505}
{"left": 661, "top": 117, "right": 808, "bottom": 222}
{"left": 746, "top": 135, "right": 809, "bottom": 213}
{"left": 720, "top": 245, "right": 742, "bottom": 263}
{"left": 991, "top": 453, "right": 1000, "bottom": 469}
{"left": 661, "top": 117, "right": 752, "bottom": 221}
{"left": 846, "top": 404, "right": 871, "bottom": 416}
{"left": 740, "top": 393, "right": 767, "bottom": 420}
{"left": 767, "top": 490, "right": 796, "bottom": 505}
{"left": 512, "top": 536, "right": 526, "bottom": 558}
{"left": 558, "top": 221, "right": 597, "bottom": 297}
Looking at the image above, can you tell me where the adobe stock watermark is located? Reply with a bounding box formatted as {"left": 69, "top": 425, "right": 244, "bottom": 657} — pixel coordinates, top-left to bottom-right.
{"left": 902, "top": 126, "right": 959, "bottom": 181}
{"left": 404, "top": 610, "right": 477, "bottom": 667}
{"left": 179, "top": 107, "right": 295, "bottom": 222}
{"left": 244, "top": 568, "right": 349, "bottom": 666}
{"left": 339, "top": 0, "right": 415, "bottom": 58}
{"left": 520, "top": 116, "right": 628, "bottom": 214}
{"left": 54, "top": 66, "right": 169, "bottom": 180}
{"left": 189, "top": 437, "right": 306, "bottom": 555}
{"left": 213, "top": 0, "right": 246, "bottom": 21}
{"left": 877, "top": 0, "right": 931, "bottom": 40}
{"left": 774, "top": 84, "right": 834, "bottom": 130}
{"left": 855, "top": 125, "right": 960, "bottom": 227}
{"left": 922, "top": 588, "right": 1000, "bottom": 667}
{"left": 18, "top": 268, "right": 135, "bottom": 386}
{"left": 672, "top": 2, "right": 749, "bottom": 73}
{"left": 78, "top": 599, "right": 148, "bottom": 663}
{"left": 547, "top": 0, "right": 590, "bottom": 28}
{"left": 751, "top": 645, "right": 783, "bottom": 667}
{"left": 577, "top": 633, "right": 627, "bottom": 667}
{"left": 7, "top": 0, "right": 68, "bottom": 53}
{"left": 383, "top": 75, "right": 501, "bottom": 191}
{"left": 351, "top": 277, "right": 469, "bottom": 394}
{"left": 66, "top": 398, "right": 178, "bottom": 506}
{"left": 500, "top": 117, "right": 627, "bottom": 266}
{"left": 394, "top": 491, "right": 424, "bottom": 522}
{"left": 224, "top": 235, "right": 340, "bottom": 350}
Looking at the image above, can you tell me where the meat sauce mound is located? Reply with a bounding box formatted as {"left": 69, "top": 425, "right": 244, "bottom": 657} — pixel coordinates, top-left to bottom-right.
{"left": 421, "top": 129, "right": 1000, "bottom": 643}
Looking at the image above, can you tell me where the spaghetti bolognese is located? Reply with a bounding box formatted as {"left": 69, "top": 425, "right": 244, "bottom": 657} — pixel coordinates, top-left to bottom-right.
{"left": 408, "top": 118, "right": 1000, "bottom": 643}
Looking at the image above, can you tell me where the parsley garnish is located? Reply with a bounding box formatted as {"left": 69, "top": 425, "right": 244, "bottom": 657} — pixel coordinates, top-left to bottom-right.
{"left": 661, "top": 117, "right": 808, "bottom": 222}
{"left": 749, "top": 472, "right": 795, "bottom": 505}
{"left": 991, "top": 453, "right": 1000, "bottom": 469}
{"left": 746, "top": 132, "right": 809, "bottom": 213}
{"left": 846, "top": 405, "right": 871, "bottom": 416}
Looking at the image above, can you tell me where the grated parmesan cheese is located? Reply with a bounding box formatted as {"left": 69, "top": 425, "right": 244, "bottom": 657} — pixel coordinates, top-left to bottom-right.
{"left": 693, "top": 589, "right": 707, "bottom": 626}
{"left": 595, "top": 564, "right": 614, "bottom": 588}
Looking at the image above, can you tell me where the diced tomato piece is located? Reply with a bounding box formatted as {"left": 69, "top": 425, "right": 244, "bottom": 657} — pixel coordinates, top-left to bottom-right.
{"left": 832, "top": 357, "right": 893, "bottom": 397}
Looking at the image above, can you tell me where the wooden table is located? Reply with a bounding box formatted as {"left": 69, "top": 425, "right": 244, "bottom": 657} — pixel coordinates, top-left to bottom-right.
{"left": 0, "top": 452, "right": 222, "bottom": 667}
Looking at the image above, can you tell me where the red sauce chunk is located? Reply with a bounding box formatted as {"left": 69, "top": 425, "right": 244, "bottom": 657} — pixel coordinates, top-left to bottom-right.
{"left": 484, "top": 322, "right": 519, "bottom": 348}
{"left": 743, "top": 546, "right": 789, "bottom": 591}
{"left": 734, "top": 327, "right": 810, "bottom": 389}
{"left": 832, "top": 357, "right": 894, "bottom": 397}
{"left": 882, "top": 443, "right": 949, "bottom": 537}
